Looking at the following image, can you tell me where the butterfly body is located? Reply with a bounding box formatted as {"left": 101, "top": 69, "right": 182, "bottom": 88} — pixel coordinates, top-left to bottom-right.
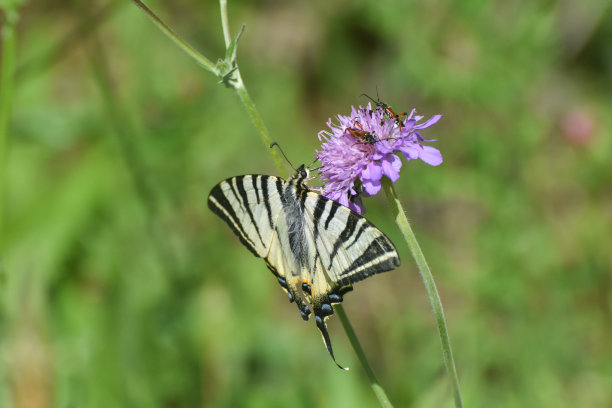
{"left": 208, "top": 166, "right": 400, "bottom": 368}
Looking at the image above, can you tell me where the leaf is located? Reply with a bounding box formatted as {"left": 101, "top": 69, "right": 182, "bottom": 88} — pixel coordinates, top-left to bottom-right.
{"left": 224, "top": 24, "right": 245, "bottom": 64}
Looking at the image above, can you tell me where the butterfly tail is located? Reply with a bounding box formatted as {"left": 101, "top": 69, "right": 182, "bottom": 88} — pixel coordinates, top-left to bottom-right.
{"left": 315, "top": 314, "right": 348, "bottom": 370}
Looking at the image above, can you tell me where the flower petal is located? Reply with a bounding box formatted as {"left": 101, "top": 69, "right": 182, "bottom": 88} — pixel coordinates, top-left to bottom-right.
{"left": 362, "top": 176, "right": 381, "bottom": 195}
{"left": 361, "top": 160, "right": 383, "bottom": 181}
{"left": 415, "top": 114, "right": 442, "bottom": 129}
{"left": 348, "top": 195, "right": 365, "bottom": 214}
{"left": 316, "top": 104, "right": 442, "bottom": 213}
{"left": 382, "top": 154, "right": 402, "bottom": 182}
{"left": 420, "top": 145, "right": 443, "bottom": 166}
{"left": 399, "top": 144, "right": 420, "bottom": 160}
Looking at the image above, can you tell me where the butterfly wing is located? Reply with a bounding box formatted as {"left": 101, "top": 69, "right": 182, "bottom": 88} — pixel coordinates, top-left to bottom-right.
{"left": 208, "top": 172, "right": 400, "bottom": 369}
{"left": 207, "top": 174, "right": 314, "bottom": 319}
{"left": 208, "top": 174, "right": 282, "bottom": 258}
{"left": 299, "top": 191, "right": 401, "bottom": 367}
{"left": 303, "top": 192, "right": 400, "bottom": 287}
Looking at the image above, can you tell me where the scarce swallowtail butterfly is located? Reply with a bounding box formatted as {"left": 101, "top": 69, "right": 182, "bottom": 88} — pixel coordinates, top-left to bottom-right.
{"left": 207, "top": 165, "right": 400, "bottom": 369}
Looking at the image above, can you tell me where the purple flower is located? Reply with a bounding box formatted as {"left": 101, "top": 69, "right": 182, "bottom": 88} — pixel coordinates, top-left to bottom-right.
{"left": 315, "top": 104, "right": 442, "bottom": 213}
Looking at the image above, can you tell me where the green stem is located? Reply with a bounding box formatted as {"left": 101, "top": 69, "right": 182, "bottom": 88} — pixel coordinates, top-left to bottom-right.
{"left": 382, "top": 178, "right": 463, "bottom": 408}
{"left": 216, "top": 1, "right": 285, "bottom": 177}
{"left": 219, "top": 0, "right": 231, "bottom": 47}
{"left": 130, "top": 0, "right": 286, "bottom": 177}
{"left": 232, "top": 71, "right": 286, "bottom": 178}
{"left": 0, "top": 8, "right": 19, "bottom": 244}
{"left": 217, "top": 6, "right": 385, "bottom": 397}
{"left": 130, "top": 0, "right": 216, "bottom": 73}
{"left": 130, "top": 3, "right": 389, "bottom": 405}
{"left": 336, "top": 305, "right": 394, "bottom": 408}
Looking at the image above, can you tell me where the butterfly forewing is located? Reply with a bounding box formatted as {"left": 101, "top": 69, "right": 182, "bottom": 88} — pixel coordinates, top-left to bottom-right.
{"left": 208, "top": 175, "right": 280, "bottom": 257}
{"left": 207, "top": 166, "right": 400, "bottom": 369}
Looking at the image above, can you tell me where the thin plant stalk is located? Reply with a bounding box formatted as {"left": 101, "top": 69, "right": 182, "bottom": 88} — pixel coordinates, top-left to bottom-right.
{"left": 130, "top": 0, "right": 286, "bottom": 177}
{"left": 0, "top": 7, "right": 19, "bottom": 244}
{"left": 131, "top": 1, "right": 392, "bottom": 405}
{"left": 131, "top": 0, "right": 216, "bottom": 73}
{"left": 219, "top": 0, "right": 231, "bottom": 47}
{"left": 336, "top": 305, "right": 394, "bottom": 408}
{"left": 382, "top": 177, "right": 463, "bottom": 408}
{"left": 218, "top": 0, "right": 286, "bottom": 176}
{"left": 216, "top": 2, "right": 386, "bottom": 397}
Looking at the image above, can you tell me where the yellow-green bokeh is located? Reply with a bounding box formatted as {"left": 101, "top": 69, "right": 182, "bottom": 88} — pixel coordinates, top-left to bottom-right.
{"left": 2, "top": 0, "right": 611, "bottom": 407}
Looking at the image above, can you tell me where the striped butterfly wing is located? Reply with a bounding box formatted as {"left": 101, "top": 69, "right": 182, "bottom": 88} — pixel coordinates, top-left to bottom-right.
{"left": 299, "top": 190, "right": 400, "bottom": 367}
{"left": 302, "top": 191, "right": 400, "bottom": 287}
{"left": 208, "top": 174, "right": 282, "bottom": 258}
{"left": 208, "top": 167, "right": 400, "bottom": 369}
{"left": 208, "top": 173, "right": 316, "bottom": 321}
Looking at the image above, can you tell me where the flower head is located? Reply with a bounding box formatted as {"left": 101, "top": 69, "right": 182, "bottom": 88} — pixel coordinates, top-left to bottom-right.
{"left": 315, "top": 104, "right": 442, "bottom": 213}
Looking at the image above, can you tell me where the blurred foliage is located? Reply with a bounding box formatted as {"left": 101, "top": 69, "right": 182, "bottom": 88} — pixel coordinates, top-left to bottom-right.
{"left": 1, "top": 0, "right": 612, "bottom": 407}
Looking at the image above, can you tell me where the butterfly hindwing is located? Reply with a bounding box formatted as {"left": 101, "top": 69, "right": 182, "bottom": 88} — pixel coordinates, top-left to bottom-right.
{"left": 207, "top": 166, "right": 400, "bottom": 369}
{"left": 298, "top": 190, "right": 400, "bottom": 366}
{"left": 302, "top": 191, "right": 400, "bottom": 286}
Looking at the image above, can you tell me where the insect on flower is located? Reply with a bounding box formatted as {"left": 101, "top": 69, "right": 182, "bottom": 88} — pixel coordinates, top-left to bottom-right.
{"left": 208, "top": 143, "right": 401, "bottom": 370}
{"left": 346, "top": 121, "right": 378, "bottom": 145}
{"left": 317, "top": 105, "right": 443, "bottom": 213}
{"left": 362, "top": 93, "right": 408, "bottom": 129}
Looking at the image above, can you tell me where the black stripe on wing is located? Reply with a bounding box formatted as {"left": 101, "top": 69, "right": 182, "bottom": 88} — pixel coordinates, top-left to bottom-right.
{"left": 312, "top": 195, "right": 327, "bottom": 242}
{"left": 327, "top": 212, "right": 359, "bottom": 269}
{"left": 234, "top": 176, "right": 264, "bottom": 245}
{"left": 335, "top": 235, "right": 400, "bottom": 286}
{"left": 259, "top": 175, "right": 275, "bottom": 230}
{"left": 324, "top": 200, "right": 340, "bottom": 229}
{"left": 346, "top": 221, "right": 368, "bottom": 249}
{"left": 208, "top": 179, "right": 260, "bottom": 258}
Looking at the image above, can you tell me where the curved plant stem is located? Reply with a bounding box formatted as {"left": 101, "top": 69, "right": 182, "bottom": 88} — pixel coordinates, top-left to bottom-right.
{"left": 231, "top": 71, "right": 286, "bottom": 177}
{"left": 382, "top": 177, "right": 463, "bottom": 408}
{"left": 217, "top": 1, "right": 285, "bottom": 177}
{"left": 0, "top": 7, "right": 19, "bottom": 244}
{"left": 219, "top": 0, "right": 231, "bottom": 47}
{"left": 131, "top": 2, "right": 389, "bottom": 405}
{"left": 220, "top": 4, "right": 388, "bottom": 395}
{"left": 130, "top": 0, "right": 216, "bottom": 73}
{"left": 130, "top": 0, "right": 286, "bottom": 177}
{"left": 336, "top": 305, "right": 394, "bottom": 408}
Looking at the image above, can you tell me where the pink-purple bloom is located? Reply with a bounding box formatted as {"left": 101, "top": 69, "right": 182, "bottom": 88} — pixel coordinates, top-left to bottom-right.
{"left": 316, "top": 104, "right": 442, "bottom": 213}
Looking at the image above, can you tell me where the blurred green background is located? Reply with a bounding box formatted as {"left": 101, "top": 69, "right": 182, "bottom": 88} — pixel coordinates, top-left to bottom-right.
{"left": 2, "top": 0, "right": 611, "bottom": 407}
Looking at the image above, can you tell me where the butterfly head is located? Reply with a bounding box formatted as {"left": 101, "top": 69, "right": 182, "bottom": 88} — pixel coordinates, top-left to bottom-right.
{"left": 290, "top": 164, "right": 310, "bottom": 186}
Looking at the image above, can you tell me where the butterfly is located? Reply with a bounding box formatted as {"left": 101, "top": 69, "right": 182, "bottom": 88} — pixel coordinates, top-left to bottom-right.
{"left": 207, "top": 165, "right": 400, "bottom": 369}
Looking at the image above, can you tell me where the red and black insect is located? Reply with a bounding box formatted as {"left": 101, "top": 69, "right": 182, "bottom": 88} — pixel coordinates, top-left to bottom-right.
{"left": 362, "top": 93, "right": 408, "bottom": 129}
{"left": 346, "top": 121, "right": 378, "bottom": 145}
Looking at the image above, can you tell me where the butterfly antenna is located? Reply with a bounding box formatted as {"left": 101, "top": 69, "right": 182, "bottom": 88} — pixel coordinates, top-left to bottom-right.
{"left": 270, "top": 142, "right": 296, "bottom": 171}
{"left": 307, "top": 155, "right": 320, "bottom": 169}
